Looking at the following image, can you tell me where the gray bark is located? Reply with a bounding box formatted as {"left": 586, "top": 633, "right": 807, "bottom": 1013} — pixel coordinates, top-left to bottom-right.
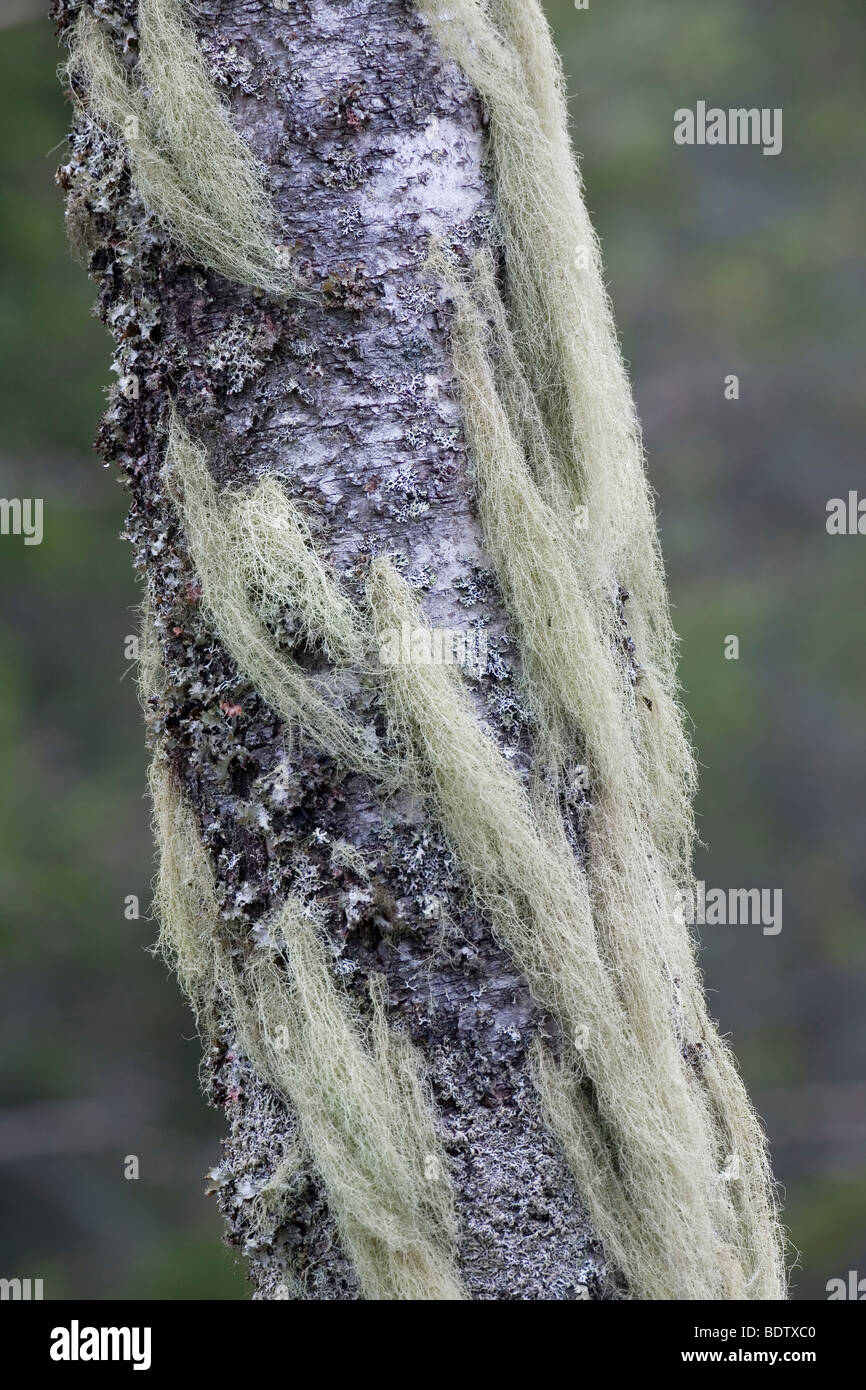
{"left": 55, "top": 0, "right": 611, "bottom": 1299}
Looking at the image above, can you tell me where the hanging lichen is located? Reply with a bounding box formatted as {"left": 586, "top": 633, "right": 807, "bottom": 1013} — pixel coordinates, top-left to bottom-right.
{"left": 70, "top": 0, "right": 789, "bottom": 1299}
{"left": 65, "top": 0, "right": 301, "bottom": 293}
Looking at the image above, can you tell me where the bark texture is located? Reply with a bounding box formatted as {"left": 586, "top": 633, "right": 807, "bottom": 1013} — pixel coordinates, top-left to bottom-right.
{"left": 55, "top": 0, "right": 611, "bottom": 1298}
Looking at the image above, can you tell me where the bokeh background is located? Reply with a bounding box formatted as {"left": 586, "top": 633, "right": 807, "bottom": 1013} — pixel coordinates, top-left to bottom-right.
{"left": 1, "top": 0, "right": 863, "bottom": 1299}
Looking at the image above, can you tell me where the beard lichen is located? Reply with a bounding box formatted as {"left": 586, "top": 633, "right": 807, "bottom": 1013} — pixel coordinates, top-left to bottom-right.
{"left": 105, "top": 0, "right": 785, "bottom": 1299}
{"left": 148, "top": 739, "right": 467, "bottom": 1301}
{"left": 65, "top": 0, "right": 302, "bottom": 293}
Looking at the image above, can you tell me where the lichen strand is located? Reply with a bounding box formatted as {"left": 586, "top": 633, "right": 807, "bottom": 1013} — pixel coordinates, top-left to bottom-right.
{"left": 54, "top": 0, "right": 607, "bottom": 1297}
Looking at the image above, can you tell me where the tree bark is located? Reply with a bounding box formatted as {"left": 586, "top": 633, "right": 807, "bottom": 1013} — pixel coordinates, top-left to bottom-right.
{"left": 55, "top": 0, "right": 609, "bottom": 1299}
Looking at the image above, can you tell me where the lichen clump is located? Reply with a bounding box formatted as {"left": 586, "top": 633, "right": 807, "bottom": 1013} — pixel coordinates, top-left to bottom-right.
{"left": 65, "top": 0, "right": 301, "bottom": 293}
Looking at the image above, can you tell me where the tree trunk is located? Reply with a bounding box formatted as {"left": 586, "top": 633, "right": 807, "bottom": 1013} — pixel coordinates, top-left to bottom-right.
{"left": 55, "top": 0, "right": 607, "bottom": 1299}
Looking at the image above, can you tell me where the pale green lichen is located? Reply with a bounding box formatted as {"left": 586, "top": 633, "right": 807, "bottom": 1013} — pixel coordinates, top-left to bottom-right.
{"left": 127, "top": 0, "right": 784, "bottom": 1302}
{"left": 66, "top": 0, "right": 302, "bottom": 294}
{"left": 148, "top": 748, "right": 466, "bottom": 1300}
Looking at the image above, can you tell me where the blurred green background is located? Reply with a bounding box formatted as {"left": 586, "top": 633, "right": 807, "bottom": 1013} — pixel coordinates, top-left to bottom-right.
{"left": 1, "top": 0, "right": 863, "bottom": 1299}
